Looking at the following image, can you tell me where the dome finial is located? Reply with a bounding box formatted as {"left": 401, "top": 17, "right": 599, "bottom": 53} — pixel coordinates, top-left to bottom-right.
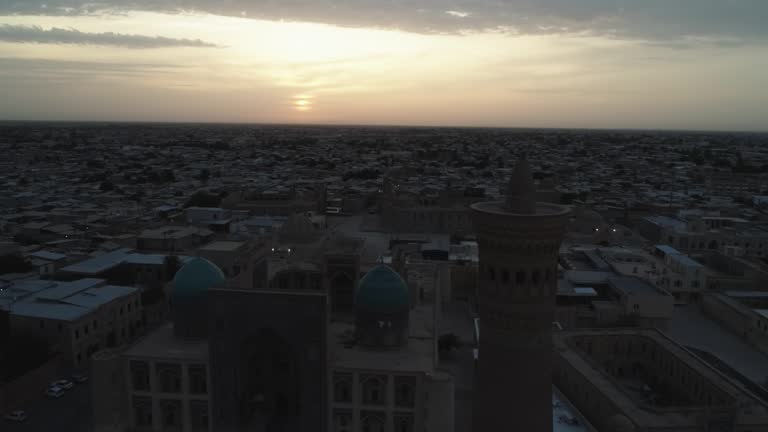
{"left": 505, "top": 155, "right": 536, "bottom": 214}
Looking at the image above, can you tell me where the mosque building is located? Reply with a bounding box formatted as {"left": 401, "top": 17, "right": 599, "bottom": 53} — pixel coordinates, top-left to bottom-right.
{"left": 92, "top": 225, "right": 452, "bottom": 432}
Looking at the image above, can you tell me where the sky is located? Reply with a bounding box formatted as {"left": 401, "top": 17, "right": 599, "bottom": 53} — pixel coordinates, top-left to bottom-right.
{"left": 0, "top": 1, "right": 767, "bottom": 131}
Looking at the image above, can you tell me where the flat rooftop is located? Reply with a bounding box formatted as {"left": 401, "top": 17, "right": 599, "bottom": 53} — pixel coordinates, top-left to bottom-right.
{"left": 123, "top": 323, "right": 208, "bottom": 362}
{"left": 555, "top": 328, "right": 768, "bottom": 429}
{"left": 59, "top": 248, "right": 132, "bottom": 275}
{"left": 5, "top": 280, "right": 136, "bottom": 322}
{"left": 609, "top": 276, "right": 666, "bottom": 297}
{"left": 200, "top": 241, "right": 246, "bottom": 252}
{"left": 471, "top": 200, "right": 570, "bottom": 217}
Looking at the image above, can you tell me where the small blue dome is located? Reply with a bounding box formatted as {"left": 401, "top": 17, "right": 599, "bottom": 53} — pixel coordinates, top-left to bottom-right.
{"left": 355, "top": 265, "right": 409, "bottom": 313}
{"left": 172, "top": 257, "right": 225, "bottom": 304}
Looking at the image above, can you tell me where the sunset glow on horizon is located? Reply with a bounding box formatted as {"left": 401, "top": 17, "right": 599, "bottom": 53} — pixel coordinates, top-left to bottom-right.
{"left": 0, "top": 2, "right": 767, "bottom": 131}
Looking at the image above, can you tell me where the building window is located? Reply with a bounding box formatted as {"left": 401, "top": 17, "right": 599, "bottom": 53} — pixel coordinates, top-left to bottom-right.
{"left": 39, "top": 320, "right": 45, "bottom": 329}
{"left": 361, "top": 375, "right": 386, "bottom": 405}
{"left": 532, "top": 270, "right": 541, "bottom": 284}
{"left": 488, "top": 267, "right": 495, "bottom": 281}
{"left": 333, "top": 410, "right": 353, "bottom": 432}
{"left": 57, "top": 322, "right": 63, "bottom": 332}
{"left": 190, "top": 400, "right": 209, "bottom": 432}
{"left": 75, "top": 329, "right": 79, "bottom": 339}
{"left": 394, "top": 414, "right": 415, "bottom": 432}
{"left": 133, "top": 396, "right": 153, "bottom": 428}
{"left": 160, "top": 399, "right": 182, "bottom": 432}
{"left": 515, "top": 271, "right": 525, "bottom": 285}
{"left": 334, "top": 373, "right": 352, "bottom": 403}
{"left": 130, "top": 360, "right": 151, "bottom": 391}
{"left": 361, "top": 412, "right": 385, "bottom": 432}
{"left": 395, "top": 376, "right": 416, "bottom": 407}
{"left": 157, "top": 363, "right": 182, "bottom": 393}
{"left": 189, "top": 365, "right": 208, "bottom": 394}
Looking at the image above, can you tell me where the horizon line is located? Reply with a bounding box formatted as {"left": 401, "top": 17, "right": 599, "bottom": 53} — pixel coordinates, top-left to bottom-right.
{"left": 0, "top": 118, "right": 766, "bottom": 135}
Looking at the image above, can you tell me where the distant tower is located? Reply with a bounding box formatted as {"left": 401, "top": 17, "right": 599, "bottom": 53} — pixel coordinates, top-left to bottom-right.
{"left": 471, "top": 156, "right": 570, "bottom": 432}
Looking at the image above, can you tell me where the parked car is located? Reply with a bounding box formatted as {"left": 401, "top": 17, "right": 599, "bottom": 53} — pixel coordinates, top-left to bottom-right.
{"left": 4, "top": 410, "right": 27, "bottom": 422}
{"left": 45, "top": 386, "right": 65, "bottom": 398}
{"left": 71, "top": 372, "right": 89, "bottom": 384}
{"left": 51, "top": 379, "right": 74, "bottom": 390}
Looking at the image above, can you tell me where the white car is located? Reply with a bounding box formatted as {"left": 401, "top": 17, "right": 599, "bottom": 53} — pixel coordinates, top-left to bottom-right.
{"left": 51, "top": 379, "right": 74, "bottom": 390}
{"left": 45, "top": 386, "right": 65, "bottom": 398}
{"left": 4, "top": 410, "right": 27, "bottom": 422}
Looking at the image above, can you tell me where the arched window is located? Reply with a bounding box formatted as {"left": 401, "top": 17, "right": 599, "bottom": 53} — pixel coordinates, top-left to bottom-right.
{"left": 362, "top": 413, "right": 385, "bottom": 432}
{"left": 362, "top": 376, "right": 386, "bottom": 405}
{"left": 334, "top": 410, "right": 353, "bottom": 432}
{"left": 394, "top": 414, "right": 414, "bottom": 432}
{"left": 334, "top": 375, "right": 352, "bottom": 403}
{"left": 395, "top": 377, "right": 416, "bottom": 407}
{"left": 160, "top": 399, "right": 182, "bottom": 431}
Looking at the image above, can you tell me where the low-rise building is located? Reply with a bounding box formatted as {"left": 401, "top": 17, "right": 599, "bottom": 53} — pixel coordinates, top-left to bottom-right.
{"left": 0, "top": 277, "right": 142, "bottom": 368}
{"left": 700, "top": 290, "right": 768, "bottom": 357}
{"left": 554, "top": 328, "right": 768, "bottom": 431}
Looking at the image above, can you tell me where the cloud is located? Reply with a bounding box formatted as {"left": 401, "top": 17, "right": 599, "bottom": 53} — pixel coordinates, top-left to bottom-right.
{"left": 445, "top": 11, "right": 470, "bottom": 19}
{"left": 0, "top": 1, "right": 767, "bottom": 45}
{"left": 0, "top": 24, "right": 219, "bottom": 48}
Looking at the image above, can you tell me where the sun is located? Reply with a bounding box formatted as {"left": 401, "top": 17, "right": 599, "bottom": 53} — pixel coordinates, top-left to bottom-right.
{"left": 293, "top": 97, "right": 313, "bottom": 112}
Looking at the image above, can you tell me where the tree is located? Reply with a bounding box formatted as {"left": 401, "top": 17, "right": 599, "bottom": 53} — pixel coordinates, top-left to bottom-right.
{"left": 184, "top": 190, "right": 222, "bottom": 208}
{"left": 0, "top": 254, "right": 34, "bottom": 275}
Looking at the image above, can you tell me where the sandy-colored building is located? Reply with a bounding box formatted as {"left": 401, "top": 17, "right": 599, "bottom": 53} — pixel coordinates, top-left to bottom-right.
{"left": 554, "top": 328, "right": 768, "bottom": 431}
{"left": 1, "top": 277, "right": 142, "bottom": 368}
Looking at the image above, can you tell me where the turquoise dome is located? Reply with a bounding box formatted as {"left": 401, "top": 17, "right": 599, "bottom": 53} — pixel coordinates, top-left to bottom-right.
{"left": 355, "top": 265, "right": 409, "bottom": 313}
{"left": 172, "top": 257, "right": 225, "bottom": 304}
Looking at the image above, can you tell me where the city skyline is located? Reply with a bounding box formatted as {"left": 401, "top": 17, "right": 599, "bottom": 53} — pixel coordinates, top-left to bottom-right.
{"left": 1, "top": 1, "right": 767, "bottom": 131}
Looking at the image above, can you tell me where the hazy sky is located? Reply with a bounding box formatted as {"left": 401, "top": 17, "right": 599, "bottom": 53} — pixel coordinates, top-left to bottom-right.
{"left": 0, "top": 1, "right": 767, "bottom": 130}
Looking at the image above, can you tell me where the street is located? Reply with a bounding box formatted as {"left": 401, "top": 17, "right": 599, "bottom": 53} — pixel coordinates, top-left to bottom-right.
{"left": 4, "top": 381, "right": 92, "bottom": 432}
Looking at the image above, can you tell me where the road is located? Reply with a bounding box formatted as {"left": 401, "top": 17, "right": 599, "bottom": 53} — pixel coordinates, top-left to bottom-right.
{"left": 4, "top": 381, "right": 92, "bottom": 432}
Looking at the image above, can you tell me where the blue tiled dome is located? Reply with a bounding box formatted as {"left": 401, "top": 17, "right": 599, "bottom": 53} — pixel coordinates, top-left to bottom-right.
{"left": 172, "top": 257, "right": 225, "bottom": 304}
{"left": 355, "top": 265, "right": 409, "bottom": 313}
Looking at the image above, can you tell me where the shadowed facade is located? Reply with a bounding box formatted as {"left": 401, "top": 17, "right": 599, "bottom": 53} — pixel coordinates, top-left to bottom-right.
{"left": 471, "top": 156, "right": 570, "bottom": 432}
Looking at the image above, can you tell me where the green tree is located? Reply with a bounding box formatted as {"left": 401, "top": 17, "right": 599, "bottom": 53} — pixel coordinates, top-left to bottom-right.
{"left": 184, "top": 190, "right": 222, "bottom": 208}
{"left": 0, "top": 254, "right": 34, "bottom": 275}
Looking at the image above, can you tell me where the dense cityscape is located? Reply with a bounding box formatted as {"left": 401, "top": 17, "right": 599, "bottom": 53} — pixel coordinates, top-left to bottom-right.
{"left": 1, "top": 122, "right": 768, "bottom": 431}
